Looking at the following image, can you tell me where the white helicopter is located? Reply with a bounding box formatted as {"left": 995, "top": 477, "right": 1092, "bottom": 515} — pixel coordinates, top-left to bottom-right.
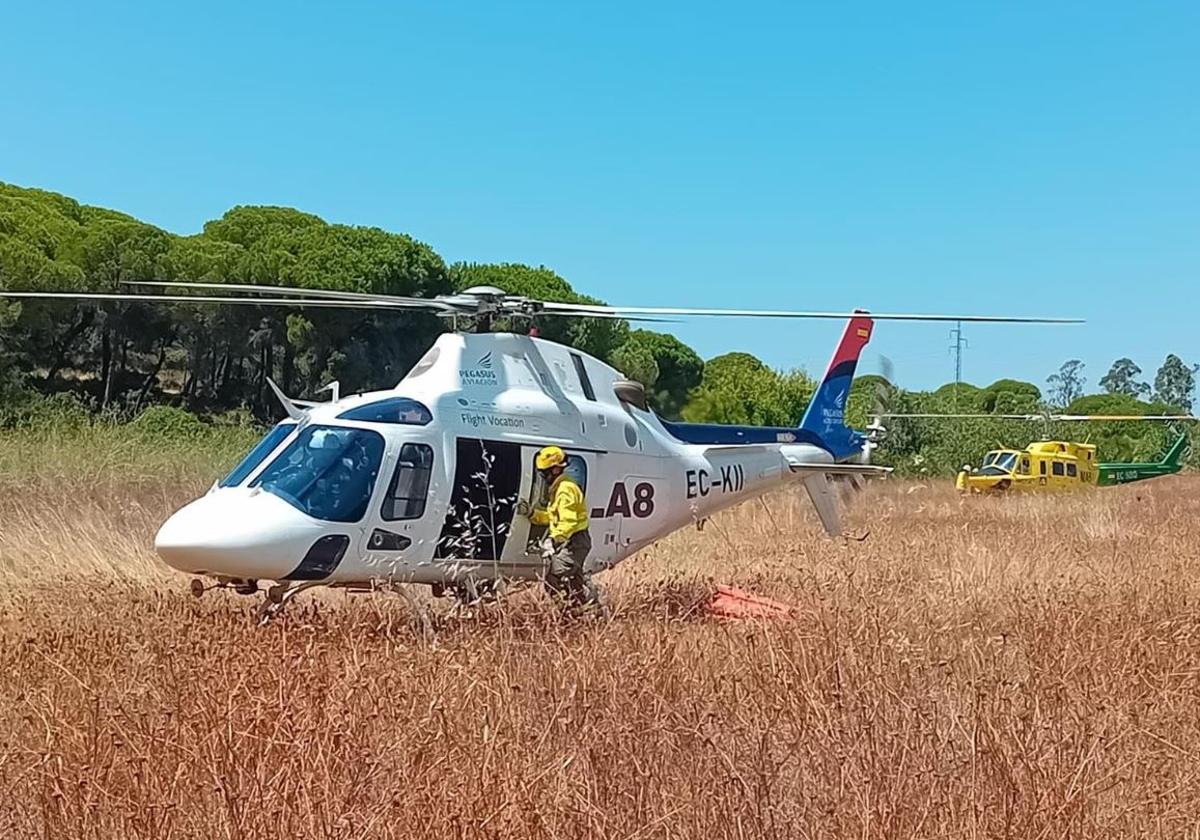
{"left": 0, "top": 282, "right": 1080, "bottom": 618}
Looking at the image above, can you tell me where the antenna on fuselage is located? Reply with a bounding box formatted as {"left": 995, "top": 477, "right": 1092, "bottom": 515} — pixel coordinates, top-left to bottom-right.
{"left": 317, "top": 380, "right": 341, "bottom": 402}
{"left": 266, "top": 377, "right": 307, "bottom": 421}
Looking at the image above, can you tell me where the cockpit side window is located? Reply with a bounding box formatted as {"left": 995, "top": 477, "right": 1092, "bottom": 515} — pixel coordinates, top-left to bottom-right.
{"left": 220, "top": 422, "right": 295, "bottom": 488}
{"left": 382, "top": 443, "right": 435, "bottom": 520}
{"left": 251, "top": 425, "right": 385, "bottom": 523}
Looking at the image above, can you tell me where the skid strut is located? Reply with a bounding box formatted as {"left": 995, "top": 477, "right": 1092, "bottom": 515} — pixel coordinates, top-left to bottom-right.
{"left": 257, "top": 581, "right": 324, "bottom": 625}
{"left": 190, "top": 577, "right": 258, "bottom": 597}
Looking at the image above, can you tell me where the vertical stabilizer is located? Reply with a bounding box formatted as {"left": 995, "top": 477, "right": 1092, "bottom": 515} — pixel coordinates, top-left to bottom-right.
{"left": 799, "top": 313, "right": 873, "bottom": 459}
{"left": 1161, "top": 434, "right": 1189, "bottom": 467}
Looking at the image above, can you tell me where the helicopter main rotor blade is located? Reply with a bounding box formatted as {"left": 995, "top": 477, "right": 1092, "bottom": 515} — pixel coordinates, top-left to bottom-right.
{"left": 5, "top": 280, "right": 1084, "bottom": 324}
{"left": 0, "top": 291, "right": 422, "bottom": 311}
{"left": 124, "top": 280, "right": 456, "bottom": 310}
{"left": 540, "top": 301, "right": 1083, "bottom": 323}
{"left": 531, "top": 309, "right": 676, "bottom": 323}
{"left": 157, "top": 283, "right": 1085, "bottom": 324}
{"left": 126, "top": 281, "right": 672, "bottom": 320}
{"left": 877, "top": 412, "right": 1043, "bottom": 419}
{"left": 878, "top": 412, "right": 1200, "bottom": 422}
{"left": 1052, "top": 414, "right": 1200, "bottom": 422}
{"left": 0, "top": 288, "right": 677, "bottom": 323}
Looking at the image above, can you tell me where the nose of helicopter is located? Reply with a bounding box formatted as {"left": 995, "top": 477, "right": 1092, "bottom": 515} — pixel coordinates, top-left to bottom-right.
{"left": 155, "top": 490, "right": 330, "bottom": 579}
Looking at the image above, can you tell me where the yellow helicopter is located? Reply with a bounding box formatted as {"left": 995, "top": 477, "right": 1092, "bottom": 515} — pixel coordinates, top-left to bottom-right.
{"left": 877, "top": 413, "right": 1194, "bottom": 493}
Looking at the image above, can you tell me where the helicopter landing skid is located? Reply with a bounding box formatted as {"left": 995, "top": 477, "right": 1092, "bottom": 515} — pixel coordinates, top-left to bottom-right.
{"left": 257, "top": 581, "right": 325, "bottom": 626}
{"left": 445, "top": 577, "right": 508, "bottom": 616}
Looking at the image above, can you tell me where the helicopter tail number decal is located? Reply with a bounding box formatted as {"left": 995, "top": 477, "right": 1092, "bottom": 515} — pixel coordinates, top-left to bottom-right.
{"left": 684, "top": 464, "right": 746, "bottom": 499}
{"left": 591, "top": 481, "right": 656, "bottom": 519}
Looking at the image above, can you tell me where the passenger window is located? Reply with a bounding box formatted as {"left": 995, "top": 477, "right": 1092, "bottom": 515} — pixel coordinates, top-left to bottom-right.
{"left": 1039, "top": 461, "right": 1046, "bottom": 475}
{"left": 1021, "top": 458, "right": 1030, "bottom": 475}
{"left": 1052, "top": 462, "right": 1065, "bottom": 476}
{"left": 382, "top": 443, "right": 434, "bottom": 520}
{"left": 570, "top": 353, "right": 597, "bottom": 401}
{"left": 1067, "top": 463, "right": 1077, "bottom": 477}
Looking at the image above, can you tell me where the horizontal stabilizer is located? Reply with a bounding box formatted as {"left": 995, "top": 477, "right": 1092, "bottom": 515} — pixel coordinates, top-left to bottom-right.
{"left": 785, "top": 460, "right": 892, "bottom": 476}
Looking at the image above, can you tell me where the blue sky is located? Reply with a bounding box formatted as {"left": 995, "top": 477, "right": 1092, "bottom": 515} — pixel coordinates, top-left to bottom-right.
{"left": 3, "top": 2, "right": 1196, "bottom": 391}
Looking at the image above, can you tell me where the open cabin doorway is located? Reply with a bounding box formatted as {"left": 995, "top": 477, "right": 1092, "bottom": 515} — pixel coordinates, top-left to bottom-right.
{"left": 435, "top": 438, "right": 522, "bottom": 562}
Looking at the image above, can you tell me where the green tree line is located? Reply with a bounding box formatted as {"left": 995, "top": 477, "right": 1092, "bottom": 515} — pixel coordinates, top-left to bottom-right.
{"left": 1, "top": 181, "right": 1194, "bottom": 474}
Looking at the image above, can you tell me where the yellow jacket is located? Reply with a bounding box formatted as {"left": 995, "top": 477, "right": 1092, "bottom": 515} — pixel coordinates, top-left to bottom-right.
{"left": 531, "top": 475, "right": 589, "bottom": 543}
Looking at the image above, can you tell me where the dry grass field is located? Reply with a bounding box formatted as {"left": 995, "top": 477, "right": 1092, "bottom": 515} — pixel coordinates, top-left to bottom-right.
{"left": 3, "top": 458, "right": 1200, "bottom": 838}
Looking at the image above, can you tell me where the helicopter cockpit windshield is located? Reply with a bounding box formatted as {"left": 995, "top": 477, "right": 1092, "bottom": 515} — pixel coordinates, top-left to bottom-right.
{"left": 978, "top": 450, "right": 1019, "bottom": 476}
{"left": 251, "top": 425, "right": 385, "bottom": 523}
{"left": 219, "top": 421, "right": 296, "bottom": 488}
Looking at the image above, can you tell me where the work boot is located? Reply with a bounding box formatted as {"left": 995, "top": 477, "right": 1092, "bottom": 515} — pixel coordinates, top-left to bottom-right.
{"left": 567, "top": 578, "right": 605, "bottom": 618}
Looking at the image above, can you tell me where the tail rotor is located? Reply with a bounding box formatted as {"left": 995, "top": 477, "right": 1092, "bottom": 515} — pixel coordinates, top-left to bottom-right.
{"left": 860, "top": 354, "right": 894, "bottom": 466}
{"left": 840, "top": 354, "right": 894, "bottom": 499}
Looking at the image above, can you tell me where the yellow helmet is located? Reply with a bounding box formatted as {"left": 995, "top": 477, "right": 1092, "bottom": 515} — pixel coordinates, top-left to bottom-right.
{"left": 535, "top": 445, "right": 567, "bottom": 470}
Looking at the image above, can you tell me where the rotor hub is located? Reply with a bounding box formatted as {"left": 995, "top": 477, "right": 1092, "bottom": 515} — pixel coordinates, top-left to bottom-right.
{"left": 433, "top": 286, "right": 543, "bottom": 319}
{"left": 428, "top": 286, "right": 551, "bottom": 332}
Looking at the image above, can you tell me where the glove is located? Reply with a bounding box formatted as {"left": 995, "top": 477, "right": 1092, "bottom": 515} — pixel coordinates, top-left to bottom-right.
{"left": 540, "top": 536, "right": 556, "bottom": 557}
{"left": 516, "top": 500, "right": 531, "bottom": 517}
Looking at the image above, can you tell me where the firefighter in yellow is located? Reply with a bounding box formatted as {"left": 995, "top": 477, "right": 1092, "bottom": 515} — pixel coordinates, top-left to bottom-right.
{"left": 519, "top": 445, "right": 597, "bottom": 607}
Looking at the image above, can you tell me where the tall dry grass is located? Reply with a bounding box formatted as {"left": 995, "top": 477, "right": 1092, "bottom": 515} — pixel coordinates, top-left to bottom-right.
{"left": 3, "top": 461, "right": 1200, "bottom": 838}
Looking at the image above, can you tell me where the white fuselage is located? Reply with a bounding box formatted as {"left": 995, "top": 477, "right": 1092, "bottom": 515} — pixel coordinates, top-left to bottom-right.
{"left": 155, "top": 332, "right": 834, "bottom": 586}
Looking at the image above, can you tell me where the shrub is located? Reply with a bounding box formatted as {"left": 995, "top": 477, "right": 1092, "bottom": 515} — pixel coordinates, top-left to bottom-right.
{"left": 0, "top": 391, "right": 92, "bottom": 432}
{"left": 130, "top": 405, "right": 207, "bottom": 442}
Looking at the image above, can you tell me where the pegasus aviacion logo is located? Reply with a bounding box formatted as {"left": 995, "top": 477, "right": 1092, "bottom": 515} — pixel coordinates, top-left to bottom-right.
{"left": 821, "top": 387, "right": 848, "bottom": 428}
{"left": 460, "top": 351, "right": 498, "bottom": 386}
